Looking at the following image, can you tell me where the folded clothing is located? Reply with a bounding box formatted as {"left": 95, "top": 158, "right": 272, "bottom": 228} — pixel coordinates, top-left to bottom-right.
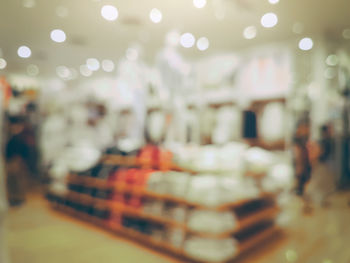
{"left": 187, "top": 210, "right": 236, "bottom": 234}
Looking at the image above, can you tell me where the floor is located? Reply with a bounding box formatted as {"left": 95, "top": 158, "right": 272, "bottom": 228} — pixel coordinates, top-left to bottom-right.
{"left": 5, "top": 192, "right": 350, "bottom": 263}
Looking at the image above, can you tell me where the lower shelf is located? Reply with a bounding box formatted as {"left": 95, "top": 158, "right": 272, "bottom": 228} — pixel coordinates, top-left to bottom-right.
{"left": 50, "top": 201, "right": 280, "bottom": 263}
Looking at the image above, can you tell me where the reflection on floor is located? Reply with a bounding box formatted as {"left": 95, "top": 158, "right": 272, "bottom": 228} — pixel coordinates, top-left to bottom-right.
{"left": 6, "top": 192, "right": 350, "bottom": 263}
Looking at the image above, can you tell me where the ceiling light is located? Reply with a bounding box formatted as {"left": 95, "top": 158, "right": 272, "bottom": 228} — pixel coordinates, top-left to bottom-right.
{"left": 193, "top": 0, "right": 206, "bottom": 8}
{"left": 261, "top": 13, "right": 278, "bottom": 28}
{"left": 102, "top": 60, "right": 115, "bottom": 72}
{"left": 22, "top": 0, "right": 36, "bottom": 8}
{"left": 180, "top": 33, "right": 195, "bottom": 48}
{"left": 17, "top": 46, "right": 31, "bottom": 58}
{"left": 86, "top": 58, "right": 100, "bottom": 71}
{"left": 50, "top": 29, "right": 66, "bottom": 43}
{"left": 243, "top": 26, "right": 257, "bottom": 39}
{"left": 56, "top": 6, "right": 69, "bottom": 18}
{"left": 101, "top": 5, "right": 118, "bottom": 21}
{"left": 268, "top": 0, "right": 279, "bottom": 4}
{"left": 56, "top": 66, "right": 71, "bottom": 79}
{"left": 126, "top": 48, "right": 139, "bottom": 61}
{"left": 196, "top": 37, "right": 209, "bottom": 51}
{"left": 80, "top": 65, "right": 92, "bottom": 77}
{"left": 326, "top": 54, "right": 339, "bottom": 66}
{"left": 292, "top": 22, "right": 304, "bottom": 34}
{"left": 298, "top": 37, "right": 313, "bottom": 51}
{"left": 149, "top": 8, "right": 162, "bottom": 23}
{"left": 27, "top": 64, "right": 39, "bottom": 76}
{"left": 343, "top": 29, "right": 350, "bottom": 39}
{"left": 0, "top": 58, "right": 7, "bottom": 70}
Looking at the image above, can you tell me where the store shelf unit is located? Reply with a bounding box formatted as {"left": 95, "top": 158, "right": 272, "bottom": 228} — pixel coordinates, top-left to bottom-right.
{"left": 49, "top": 154, "right": 281, "bottom": 263}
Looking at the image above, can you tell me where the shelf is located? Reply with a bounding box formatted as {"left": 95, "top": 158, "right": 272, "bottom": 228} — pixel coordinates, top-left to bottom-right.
{"left": 186, "top": 205, "right": 278, "bottom": 239}
{"left": 65, "top": 190, "right": 109, "bottom": 208}
{"left": 110, "top": 203, "right": 186, "bottom": 229}
{"left": 51, "top": 200, "right": 280, "bottom": 263}
{"left": 112, "top": 183, "right": 274, "bottom": 211}
{"left": 67, "top": 174, "right": 110, "bottom": 189}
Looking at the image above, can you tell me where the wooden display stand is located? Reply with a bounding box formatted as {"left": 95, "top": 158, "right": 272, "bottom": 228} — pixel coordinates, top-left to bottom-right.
{"left": 50, "top": 154, "right": 281, "bottom": 263}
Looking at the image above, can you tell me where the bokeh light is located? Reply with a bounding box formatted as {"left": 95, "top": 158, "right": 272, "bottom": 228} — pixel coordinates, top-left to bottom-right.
{"left": 17, "top": 46, "right": 32, "bottom": 58}
{"left": 298, "top": 37, "right": 313, "bottom": 51}
{"left": 243, "top": 26, "right": 257, "bottom": 39}
{"left": 149, "top": 8, "right": 162, "bottom": 23}
{"left": 180, "top": 33, "right": 195, "bottom": 48}
{"left": 50, "top": 29, "right": 66, "bottom": 43}
{"left": 196, "top": 37, "right": 209, "bottom": 51}
{"left": 261, "top": 13, "right": 278, "bottom": 28}
{"left": 101, "top": 5, "right": 118, "bottom": 21}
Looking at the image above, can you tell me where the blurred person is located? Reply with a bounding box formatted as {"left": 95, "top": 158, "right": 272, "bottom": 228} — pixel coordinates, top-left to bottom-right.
{"left": 292, "top": 117, "right": 320, "bottom": 212}
{"left": 306, "top": 124, "right": 336, "bottom": 207}
{"left": 5, "top": 117, "right": 30, "bottom": 206}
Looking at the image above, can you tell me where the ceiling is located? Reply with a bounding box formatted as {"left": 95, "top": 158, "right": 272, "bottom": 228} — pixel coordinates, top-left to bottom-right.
{"left": 0, "top": 0, "right": 349, "bottom": 78}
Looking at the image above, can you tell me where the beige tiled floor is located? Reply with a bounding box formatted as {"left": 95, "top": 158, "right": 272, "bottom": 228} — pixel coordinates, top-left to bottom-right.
{"left": 5, "top": 192, "right": 350, "bottom": 263}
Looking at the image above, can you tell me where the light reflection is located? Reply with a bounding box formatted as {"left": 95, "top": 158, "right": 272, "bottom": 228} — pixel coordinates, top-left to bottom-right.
{"left": 101, "top": 5, "right": 118, "bottom": 21}
{"left": 326, "top": 54, "right": 338, "bottom": 66}
{"left": 193, "top": 0, "right": 207, "bottom": 8}
{"left": 243, "top": 26, "right": 257, "bottom": 39}
{"left": 17, "top": 46, "right": 32, "bottom": 58}
{"left": 261, "top": 13, "right": 278, "bottom": 28}
{"left": 342, "top": 28, "right": 350, "bottom": 39}
{"left": 50, "top": 29, "right": 66, "bottom": 43}
{"left": 180, "top": 33, "right": 195, "bottom": 48}
{"left": 196, "top": 37, "right": 209, "bottom": 51}
{"left": 27, "top": 64, "right": 39, "bottom": 76}
{"left": 149, "top": 8, "right": 162, "bottom": 23}
{"left": 0, "top": 58, "right": 7, "bottom": 69}
{"left": 86, "top": 58, "right": 100, "bottom": 71}
{"left": 102, "top": 59, "right": 115, "bottom": 72}
{"left": 298, "top": 37, "right": 313, "bottom": 51}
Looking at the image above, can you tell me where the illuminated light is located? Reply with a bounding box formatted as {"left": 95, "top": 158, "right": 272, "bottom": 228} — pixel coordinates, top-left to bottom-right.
{"left": 342, "top": 29, "right": 350, "bottom": 39}
{"left": 196, "top": 37, "right": 209, "bottom": 51}
{"left": 323, "top": 260, "right": 332, "bottom": 263}
{"left": 285, "top": 249, "right": 298, "bottom": 262}
{"left": 50, "top": 29, "right": 66, "bottom": 43}
{"left": 56, "top": 66, "right": 71, "bottom": 79}
{"left": 0, "top": 58, "right": 7, "bottom": 69}
{"left": 326, "top": 54, "right": 339, "bottom": 66}
{"left": 23, "top": 0, "right": 36, "bottom": 8}
{"left": 102, "top": 59, "right": 115, "bottom": 72}
{"left": 27, "top": 64, "right": 39, "bottom": 76}
{"left": 17, "top": 46, "right": 32, "bottom": 58}
{"left": 126, "top": 48, "right": 139, "bottom": 61}
{"left": 101, "top": 5, "right": 118, "bottom": 21}
{"left": 56, "top": 6, "right": 69, "bottom": 18}
{"left": 180, "top": 33, "right": 195, "bottom": 48}
{"left": 292, "top": 22, "right": 304, "bottom": 34}
{"left": 80, "top": 65, "right": 92, "bottom": 77}
{"left": 261, "top": 12, "right": 278, "bottom": 28}
{"left": 324, "top": 68, "right": 337, "bottom": 79}
{"left": 166, "top": 31, "right": 180, "bottom": 46}
{"left": 149, "top": 8, "right": 162, "bottom": 23}
{"left": 86, "top": 58, "right": 100, "bottom": 71}
{"left": 298, "top": 37, "right": 313, "bottom": 51}
{"left": 193, "top": 0, "right": 207, "bottom": 8}
{"left": 268, "top": 0, "right": 279, "bottom": 4}
{"left": 243, "top": 26, "right": 257, "bottom": 39}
